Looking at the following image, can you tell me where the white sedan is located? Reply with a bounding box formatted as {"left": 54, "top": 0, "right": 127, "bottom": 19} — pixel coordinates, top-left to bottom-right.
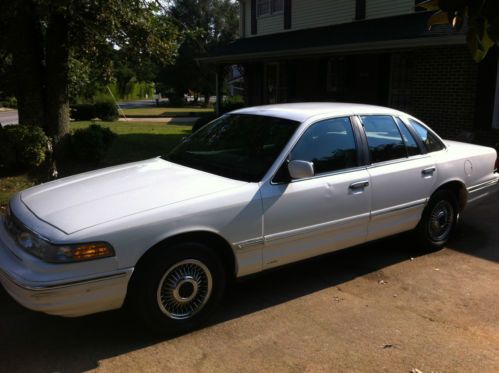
{"left": 1, "top": 103, "right": 498, "bottom": 333}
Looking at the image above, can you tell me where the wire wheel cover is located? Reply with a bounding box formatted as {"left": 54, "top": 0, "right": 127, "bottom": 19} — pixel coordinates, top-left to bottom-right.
{"left": 428, "top": 200, "right": 454, "bottom": 242}
{"left": 156, "top": 259, "right": 213, "bottom": 320}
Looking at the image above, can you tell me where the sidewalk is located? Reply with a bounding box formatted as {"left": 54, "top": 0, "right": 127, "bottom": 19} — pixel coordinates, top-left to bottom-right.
{"left": 118, "top": 117, "right": 198, "bottom": 124}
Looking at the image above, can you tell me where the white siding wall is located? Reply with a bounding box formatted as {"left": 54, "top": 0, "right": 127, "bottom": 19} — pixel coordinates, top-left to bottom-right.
{"left": 292, "top": 0, "right": 354, "bottom": 30}
{"left": 366, "top": 0, "right": 414, "bottom": 20}
{"left": 258, "top": 14, "right": 285, "bottom": 35}
{"left": 242, "top": 0, "right": 415, "bottom": 38}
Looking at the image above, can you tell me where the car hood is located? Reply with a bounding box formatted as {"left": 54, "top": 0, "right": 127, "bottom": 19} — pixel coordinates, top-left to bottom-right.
{"left": 20, "top": 158, "right": 246, "bottom": 234}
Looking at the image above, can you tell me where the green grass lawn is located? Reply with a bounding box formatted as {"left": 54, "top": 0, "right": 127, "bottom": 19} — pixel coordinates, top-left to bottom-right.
{"left": 121, "top": 106, "right": 213, "bottom": 118}
{"left": 0, "top": 120, "right": 192, "bottom": 208}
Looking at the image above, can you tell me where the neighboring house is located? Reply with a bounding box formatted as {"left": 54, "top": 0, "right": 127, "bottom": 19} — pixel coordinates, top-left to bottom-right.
{"left": 201, "top": 0, "right": 499, "bottom": 141}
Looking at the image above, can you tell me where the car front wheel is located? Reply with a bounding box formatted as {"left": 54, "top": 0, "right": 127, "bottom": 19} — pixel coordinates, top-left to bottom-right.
{"left": 129, "top": 241, "right": 226, "bottom": 335}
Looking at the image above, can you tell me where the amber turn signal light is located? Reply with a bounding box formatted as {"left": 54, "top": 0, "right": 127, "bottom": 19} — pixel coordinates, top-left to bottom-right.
{"left": 71, "top": 243, "right": 114, "bottom": 261}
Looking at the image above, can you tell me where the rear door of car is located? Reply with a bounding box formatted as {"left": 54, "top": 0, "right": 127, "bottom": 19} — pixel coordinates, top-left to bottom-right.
{"left": 357, "top": 115, "right": 438, "bottom": 241}
{"left": 259, "top": 116, "right": 371, "bottom": 269}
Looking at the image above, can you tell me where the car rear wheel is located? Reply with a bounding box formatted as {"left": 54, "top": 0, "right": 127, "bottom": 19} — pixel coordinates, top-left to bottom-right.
{"left": 416, "top": 190, "right": 458, "bottom": 250}
{"left": 129, "top": 241, "right": 226, "bottom": 335}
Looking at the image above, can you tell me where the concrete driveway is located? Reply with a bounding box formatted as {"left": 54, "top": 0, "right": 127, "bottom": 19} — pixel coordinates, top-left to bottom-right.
{"left": 1, "top": 195, "right": 498, "bottom": 372}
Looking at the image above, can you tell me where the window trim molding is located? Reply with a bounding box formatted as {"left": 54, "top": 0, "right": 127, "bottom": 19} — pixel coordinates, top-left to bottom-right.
{"left": 355, "top": 0, "right": 366, "bottom": 21}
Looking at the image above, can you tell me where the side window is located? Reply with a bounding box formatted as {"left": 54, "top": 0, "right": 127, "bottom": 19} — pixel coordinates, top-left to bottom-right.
{"left": 408, "top": 119, "right": 446, "bottom": 153}
{"left": 290, "top": 117, "right": 358, "bottom": 175}
{"left": 394, "top": 117, "right": 421, "bottom": 157}
{"left": 360, "top": 115, "right": 406, "bottom": 163}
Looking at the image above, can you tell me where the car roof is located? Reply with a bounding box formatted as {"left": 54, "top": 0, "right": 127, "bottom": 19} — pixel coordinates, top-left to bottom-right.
{"left": 231, "top": 102, "right": 405, "bottom": 122}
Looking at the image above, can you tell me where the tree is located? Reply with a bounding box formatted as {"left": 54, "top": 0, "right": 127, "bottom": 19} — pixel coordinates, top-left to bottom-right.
{"left": 158, "top": 0, "right": 239, "bottom": 103}
{"left": 0, "top": 0, "right": 179, "bottom": 158}
{"left": 419, "top": 0, "right": 499, "bottom": 62}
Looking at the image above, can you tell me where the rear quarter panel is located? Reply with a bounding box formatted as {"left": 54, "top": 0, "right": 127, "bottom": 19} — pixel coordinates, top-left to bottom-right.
{"left": 431, "top": 141, "right": 498, "bottom": 203}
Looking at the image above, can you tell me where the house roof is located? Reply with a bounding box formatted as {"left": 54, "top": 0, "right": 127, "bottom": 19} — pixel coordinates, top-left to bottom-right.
{"left": 200, "top": 12, "right": 465, "bottom": 64}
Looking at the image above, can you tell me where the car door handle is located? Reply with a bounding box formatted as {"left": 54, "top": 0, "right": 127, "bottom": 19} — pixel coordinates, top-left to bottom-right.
{"left": 349, "top": 180, "right": 369, "bottom": 190}
{"left": 422, "top": 167, "right": 436, "bottom": 176}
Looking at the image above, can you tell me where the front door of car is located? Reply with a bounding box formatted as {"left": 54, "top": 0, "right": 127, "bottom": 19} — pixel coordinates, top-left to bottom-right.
{"left": 260, "top": 117, "right": 371, "bottom": 269}
{"left": 358, "top": 115, "right": 438, "bottom": 241}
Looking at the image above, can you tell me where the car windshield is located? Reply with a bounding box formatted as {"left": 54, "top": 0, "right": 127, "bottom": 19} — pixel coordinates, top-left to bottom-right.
{"left": 163, "top": 114, "right": 300, "bottom": 182}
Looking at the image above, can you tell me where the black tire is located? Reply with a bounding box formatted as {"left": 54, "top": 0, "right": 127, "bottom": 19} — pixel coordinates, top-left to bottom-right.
{"left": 415, "top": 189, "right": 458, "bottom": 250}
{"left": 128, "top": 241, "right": 226, "bottom": 335}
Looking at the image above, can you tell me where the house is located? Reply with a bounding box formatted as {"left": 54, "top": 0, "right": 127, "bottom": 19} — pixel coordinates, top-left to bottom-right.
{"left": 201, "top": 0, "right": 499, "bottom": 142}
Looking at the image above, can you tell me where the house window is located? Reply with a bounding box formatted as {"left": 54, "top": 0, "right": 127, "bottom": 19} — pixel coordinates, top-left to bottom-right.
{"left": 257, "top": 0, "right": 283, "bottom": 17}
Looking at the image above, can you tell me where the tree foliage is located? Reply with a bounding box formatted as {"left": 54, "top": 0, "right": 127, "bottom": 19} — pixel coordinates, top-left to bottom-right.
{"left": 419, "top": 0, "right": 499, "bottom": 62}
{"left": 0, "top": 0, "right": 180, "bottom": 145}
{"left": 157, "top": 0, "right": 239, "bottom": 102}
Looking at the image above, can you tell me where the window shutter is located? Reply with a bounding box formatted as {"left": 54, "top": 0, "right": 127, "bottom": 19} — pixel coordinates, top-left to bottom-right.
{"left": 251, "top": 0, "right": 257, "bottom": 35}
{"left": 355, "top": 0, "right": 366, "bottom": 20}
{"left": 284, "top": 0, "right": 292, "bottom": 29}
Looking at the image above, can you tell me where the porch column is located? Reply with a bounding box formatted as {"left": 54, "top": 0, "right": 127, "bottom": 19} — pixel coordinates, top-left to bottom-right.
{"left": 215, "top": 66, "right": 224, "bottom": 116}
{"left": 493, "top": 59, "right": 499, "bottom": 129}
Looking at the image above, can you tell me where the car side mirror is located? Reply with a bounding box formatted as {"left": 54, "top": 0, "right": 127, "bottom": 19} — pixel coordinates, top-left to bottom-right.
{"left": 288, "top": 160, "right": 314, "bottom": 179}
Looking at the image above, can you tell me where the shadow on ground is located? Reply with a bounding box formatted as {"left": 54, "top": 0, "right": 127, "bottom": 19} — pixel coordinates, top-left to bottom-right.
{"left": 445, "top": 196, "right": 499, "bottom": 263}
{"left": 0, "top": 232, "right": 439, "bottom": 373}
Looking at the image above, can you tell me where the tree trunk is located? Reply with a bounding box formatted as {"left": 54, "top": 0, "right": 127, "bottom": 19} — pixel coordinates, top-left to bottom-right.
{"left": 11, "top": 1, "right": 46, "bottom": 127}
{"left": 45, "top": 12, "right": 70, "bottom": 141}
{"left": 203, "top": 93, "right": 210, "bottom": 107}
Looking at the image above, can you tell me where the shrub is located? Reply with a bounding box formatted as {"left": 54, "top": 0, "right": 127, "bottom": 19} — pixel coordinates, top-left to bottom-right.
{"left": 71, "top": 104, "right": 96, "bottom": 121}
{"left": 192, "top": 114, "right": 217, "bottom": 133}
{"left": 168, "top": 95, "right": 185, "bottom": 107}
{"left": 0, "top": 97, "right": 18, "bottom": 109}
{"left": 0, "top": 125, "right": 49, "bottom": 171}
{"left": 70, "top": 124, "right": 117, "bottom": 162}
{"left": 221, "top": 96, "right": 245, "bottom": 114}
{"left": 94, "top": 99, "right": 119, "bottom": 121}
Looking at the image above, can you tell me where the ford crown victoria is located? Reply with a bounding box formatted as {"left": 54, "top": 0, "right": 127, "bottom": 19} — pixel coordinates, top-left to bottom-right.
{"left": 1, "top": 103, "right": 498, "bottom": 333}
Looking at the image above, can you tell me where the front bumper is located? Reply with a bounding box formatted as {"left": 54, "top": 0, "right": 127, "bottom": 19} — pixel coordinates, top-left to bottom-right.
{"left": 0, "top": 267, "right": 133, "bottom": 317}
{"left": 0, "top": 216, "right": 133, "bottom": 317}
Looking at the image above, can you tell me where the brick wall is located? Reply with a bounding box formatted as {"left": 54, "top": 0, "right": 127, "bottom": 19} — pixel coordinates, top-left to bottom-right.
{"left": 410, "top": 45, "right": 479, "bottom": 140}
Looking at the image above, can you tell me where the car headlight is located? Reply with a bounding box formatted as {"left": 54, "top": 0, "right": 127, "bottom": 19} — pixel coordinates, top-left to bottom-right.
{"left": 4, "top": 206, "right": 114, "bottom": 263}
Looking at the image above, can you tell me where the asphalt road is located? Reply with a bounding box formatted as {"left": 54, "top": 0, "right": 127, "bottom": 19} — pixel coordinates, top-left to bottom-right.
{"left": 0, "top": 110, "right": 19, "bottom": 126}
{"left": 1, "top": 194, "right": 499, "bottom": 372}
